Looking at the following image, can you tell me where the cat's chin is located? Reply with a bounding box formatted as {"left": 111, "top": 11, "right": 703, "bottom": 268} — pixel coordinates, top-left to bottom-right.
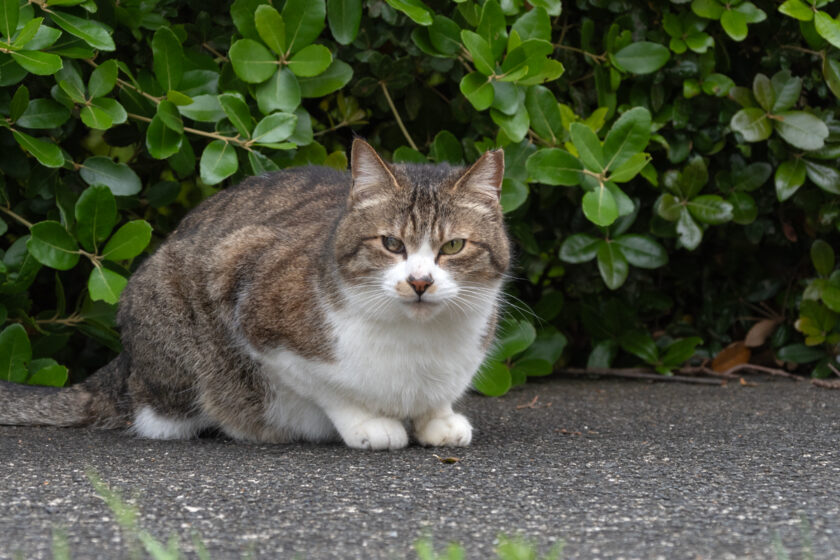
{"left": 399, "top": 299, "right": 443, "bottom": 321}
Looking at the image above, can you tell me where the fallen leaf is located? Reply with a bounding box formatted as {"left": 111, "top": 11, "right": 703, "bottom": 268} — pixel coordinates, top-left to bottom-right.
{"left": 712, "top": 341, "right": 751, "bottom": 372}
{"left": 744, "top": 318, "right": 781, "bottom": 348}
{"left": 432, "top": 454, "right": 460, "bottom": 464}
{"left": 739, "top": 377, "right": 757, "bottom": 387}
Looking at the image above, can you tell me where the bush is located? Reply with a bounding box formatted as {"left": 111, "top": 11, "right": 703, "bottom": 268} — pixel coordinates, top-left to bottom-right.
{"left": 0, "top": 0, "right": 838, "bottom": 393}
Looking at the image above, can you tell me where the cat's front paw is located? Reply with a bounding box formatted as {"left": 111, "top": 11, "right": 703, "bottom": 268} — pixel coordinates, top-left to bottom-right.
{"left": 343, "top": 418, "right": 408, "bottom": 450}
{"left": 415, "top": 413, "right": 472, "bottom": 447}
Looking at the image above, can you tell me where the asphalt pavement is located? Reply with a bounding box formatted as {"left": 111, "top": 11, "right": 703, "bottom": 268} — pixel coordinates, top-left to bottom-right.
{"left": 1, "top": 376, "right": 838, "bottom": 559}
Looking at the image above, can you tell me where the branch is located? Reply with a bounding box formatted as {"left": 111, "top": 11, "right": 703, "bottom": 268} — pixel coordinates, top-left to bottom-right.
{"left": 379, "top": 81, "right": 418, "bottom": 151}
{"left": 0, "top": 205, "right": 33, "bottom": 228}
{"left": 126, "top": 113, "right": 252, "bottom": 150}
{"left": 559, "top": 367, "right": 724, "bottom": 385}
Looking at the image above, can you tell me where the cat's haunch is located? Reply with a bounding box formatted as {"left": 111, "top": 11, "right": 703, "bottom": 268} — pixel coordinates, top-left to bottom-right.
{"left": 0, "top": 139, "right": 510, "bottom": 450}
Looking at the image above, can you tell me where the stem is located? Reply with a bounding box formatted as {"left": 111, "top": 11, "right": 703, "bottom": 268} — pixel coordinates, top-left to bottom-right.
{"left": 781, "top": 44, "right": 825, "bottom": 60}
{"left": 0, "top": 205, "right": 34, "bottom": 229}
{"left": 201, "top": 42, "right": 229, "bottom": 62}
{"left": 379, "top": 81, "right": 418, "bottom": 151}
{"left": 126, "top": 113, "right": 252, "bottom": 150}
{"left": 84, "top": 59, "right": 163, "bottom": 104}
{"left": 554, "top": 44, "right": 607, "bottom": 63}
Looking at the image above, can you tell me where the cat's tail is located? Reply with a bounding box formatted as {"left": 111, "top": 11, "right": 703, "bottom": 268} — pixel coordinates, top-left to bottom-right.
{"left": 0, "top": 353, "right": 132, "bottom": 429}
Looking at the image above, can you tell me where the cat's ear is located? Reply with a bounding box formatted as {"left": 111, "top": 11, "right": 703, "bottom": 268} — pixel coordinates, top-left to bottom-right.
{"left": 452, "top": 149, "right": 505, "bottom": 202}
{"left": 350, "top": 138, "right": 399, "bottom": 207}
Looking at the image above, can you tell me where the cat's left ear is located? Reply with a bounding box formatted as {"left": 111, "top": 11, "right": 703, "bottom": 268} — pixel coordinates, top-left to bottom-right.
{"left": 452, "top": 149, "right": 505, "bottom": 202}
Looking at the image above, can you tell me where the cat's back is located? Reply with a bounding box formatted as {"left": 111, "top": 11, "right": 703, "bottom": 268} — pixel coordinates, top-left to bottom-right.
{"left": 174, "top": 166, "right": 350, "bottom": 243}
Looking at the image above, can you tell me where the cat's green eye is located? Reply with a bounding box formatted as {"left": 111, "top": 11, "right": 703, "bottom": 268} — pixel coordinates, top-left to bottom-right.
{"left": 440, "top": 239, "right": 466, "bottom": 255}
{"left": 382, "top": 236, "right": 405, "bottom": 253}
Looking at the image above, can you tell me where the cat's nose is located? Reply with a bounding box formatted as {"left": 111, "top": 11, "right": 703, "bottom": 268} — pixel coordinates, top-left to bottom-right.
{"left": 407, "top": 274, "right": 434, "bottom": 296}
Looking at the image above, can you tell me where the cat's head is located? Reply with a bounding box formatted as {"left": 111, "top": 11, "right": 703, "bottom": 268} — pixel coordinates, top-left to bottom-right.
{"left": 334, "top": 139, "right": 510, "bottom": 322}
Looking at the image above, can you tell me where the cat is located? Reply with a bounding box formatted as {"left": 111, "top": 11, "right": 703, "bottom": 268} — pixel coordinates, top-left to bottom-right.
{"left": 0, "top": 139, "right": 510, "bottom": 450}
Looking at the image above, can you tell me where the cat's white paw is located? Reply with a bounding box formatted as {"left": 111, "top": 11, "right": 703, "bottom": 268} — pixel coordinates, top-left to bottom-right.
{"left": 415, "top": 413, "right": 472, "bottom": 447}
{"left": 343, "top": 418, "right": 408, "bottom": 450}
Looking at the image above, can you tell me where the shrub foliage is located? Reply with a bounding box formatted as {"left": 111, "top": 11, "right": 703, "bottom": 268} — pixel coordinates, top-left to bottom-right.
{"left": 0, "top": 0, "right": 838, "bottom": 393}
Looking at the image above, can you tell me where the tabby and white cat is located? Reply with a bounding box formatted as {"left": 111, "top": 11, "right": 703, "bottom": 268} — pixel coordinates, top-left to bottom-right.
{"left": 0, "top": 139, "right": 510, "bottom": 450}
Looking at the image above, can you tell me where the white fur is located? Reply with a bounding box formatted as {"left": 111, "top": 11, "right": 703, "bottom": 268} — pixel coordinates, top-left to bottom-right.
{"left": 132, "top": 406, "right": 210, "bottom": 440}
{"left": 251, "top": 249, "right": 501, "bottom": 450}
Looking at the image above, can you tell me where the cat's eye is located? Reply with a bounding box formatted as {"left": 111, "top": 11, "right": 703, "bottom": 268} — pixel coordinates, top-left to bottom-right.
{"left": 382, "top": 236, "right": 405, "bottom": 253}
{"left": 440, "top": 239, "right": 466, "bottom": 255}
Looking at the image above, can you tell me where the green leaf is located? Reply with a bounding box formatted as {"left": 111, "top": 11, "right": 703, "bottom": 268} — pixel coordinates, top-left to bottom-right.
{"left": 473, "top": 360, "right": 511, "bottom": 397}
{"left": 256, "top": 68, "right": 301, "bottom": 114}
{"left": 9, "top": 85, "right": 29, "bottom": 122}
{"left": 88, "top": 59, "right": 118, "bottom": 99}
{"left": 727, "top": 192, "right": 758, "bottom": 225}
{"left": 602, "top": 106, "right": 651, "bottom": 171}
{"left": 145, "top": 113, "right": 183, "bottom": 159}
{"left": 618, "top": 330, "right": 658, "bottom": 365}
{"left": 27, "top": 363, "right": 68, "bottom": 387}
{"left": 10, "top": 50, "right": 63, "bottom": 75}
{"left": 526, "top": 148, "right": 582, "bottom": 186}
{"left": 80, "top": 104, "right": 113, "bottom": 130}
{"left": 27, "top": 220, "right": 80, "bottom": 270}
{"left": 596, "top": 240, "right": 629, "bottom": 289}
{"left": 720, "top": 9, "right": 748, "bottom": 41}
{"left": 609, "top": 152, "right": 650, "bottom": 183}
{"left": 75, "top": 185, "right": 117, "bottom": 252}
{"left": 613, "top": 42, "right": 671, "bottom": 75}
{"left": 298, "top": 59, "right": 352, "bottom": 98}
{"left": 218, "top": 93, "right": 253, "bottom": 138}
{"left": 49, "top": 10, "right": 115, "bottom": 51}
{"left": 558, "top": 233, "right": 600, "bottom": 263}
{"left": 430, "top": 130, "right": 462, "bottom": 164}
{"left": 491, "top": 105, "right": 529, "bottom": 143}
{"left": 156, "top": 100, "right": 183, "bottom": 133}
{"left": 102, "top": 220, "right": 152, "bottom": 261}
{"left": 752, "top": 73, "right": 774, "bottom": 112}
{"left": 804, "top": 160, "right": 840, "bottom": 195}
{"left": 231, "top": 0, "right": 268, "bottom": 39}
{"left": 0, "top": 324, "right": 30, "bottom": 383}
{"left": 88, "top": 266, "right": 127, "bottom": 304}
{"left": 282, "top": 0, "right": 327, "bottom": 53}
{"left": 512, "top": 7, "right": 550, "bottom": 42}
{"left": 255, "top": 4, "right": 286, "bottom": 54}
{"left": 461, "top": 30, "right": 495, "bottom": 76}
{"left": 0, "top": 0, "right": 19, "bottom": 41}
{"left": 178, "top": 94, "right": 226, "bottom": 122}
{"left": 730, "top": 107, "right": 773, "bottom": 142}
{"left": 676, "top": 207, "right": 702, "bottom": 250}
{"left": 779, "top": 0, "right": 813, "bottom": 21}
{"left": 823, "top": 57, "right": 840, "bottom": 99}
{"left": 814, "top": 11, "right": 840, "bottom": 49}
{"left": 327, "top": 0, "right": 361, "bottom": 45}
{"left": 200, "top": 140, "right": 239, "bottom": 185}
{"left": 524, "top": 85, "right": 563, "bottom": 144}
{"left": 777, "top": 343, "right": 826, "bottom": 364}
{"left": 775, "top": 158, "right": 807, "bottom": 201}
{"left": 774, "top": 111, "right": 828, "bottom": 151}
{"left": 461, "top": 73, "right": 495, "bottom": 111}
{"left": 287, "top": 44, "right": 332, "bottom": 77}
{"left": 251, "top": 112, "right": 297, "bottom": 143}
{"left": 570, "top": 122, "right": 604, "bottom": 172}
{"left": 477, "top": 0, "right": 506, "bottom": 60}
{"left": 152, "top": 27, "right": 182, "bottom": 92}
{"left": 12, "top": 17, "right": 44, "bottom": 49}
{"left": 582, "top": 185, "right": 618, "bottom": 227}
{"left": 12, "top": 130, "right": 64, "bottom": 167}
{"left": 229, "top": 38, "right": 278, "bottom": 84}
{"left": 811, "top": 239, "right": 835, "bottom": 277}
{"left": 613, "top": 234, "right": 668, "bottom": 269}
{"left": 661, "top": 337, "right": 703, "bottom": 368}
{"left": 500, "top": 178, "right": 527, "bottom": 213}
{"left": 428, "top": 15, "right": 461, "bottom": 56}
{"left": 90, "top": 97, "right": 126, "bottom": 125}
{"left": 686, "top": 194, "right": 733, "bottom": 225}
{"left": 490, "top": 319, "right": 537, "bottom": 361}
{"left": 79, "top": 156, "right": 142, "bottom": 196}
{"left": 770, "top": 70, "right": 802, "bottom": 112}
{"left": 384, "top": 0, "right": 433, "bottom": 26}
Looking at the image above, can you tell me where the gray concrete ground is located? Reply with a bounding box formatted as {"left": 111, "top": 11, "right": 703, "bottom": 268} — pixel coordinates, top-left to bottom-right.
{"left": 0, "top": 376, "right": 838, "bottom": 560}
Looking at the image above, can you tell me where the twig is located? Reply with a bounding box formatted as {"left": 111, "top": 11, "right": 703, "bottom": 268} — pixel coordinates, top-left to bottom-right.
{"left": 126, "top": 113, "right": 252, "bottom": 150}
{"left": 201, "top": 42, "right": 228, "bottom": 62}
{"left": 683, "top": 364, "right": 802, "bottom": 381}
{"left": 811, "top": 378, "right": 840, "bottom": 389}
{"left": 379, "top": 81, "right": 418, "bottom": 151}
{"left": 560, "top": 367, "right": 724, "bottom": 385}
{"left": 0, "top": 205, "right": 33, "bottom": 228}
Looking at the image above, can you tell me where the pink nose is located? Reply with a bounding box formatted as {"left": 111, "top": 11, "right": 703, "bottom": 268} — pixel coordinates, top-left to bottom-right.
{"left": 408, "top": 275, "right": 433, "bottom": 295}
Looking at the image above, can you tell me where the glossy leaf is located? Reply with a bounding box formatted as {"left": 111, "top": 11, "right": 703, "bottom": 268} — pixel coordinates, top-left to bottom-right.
{"left": 774, "top": 111, "right": 828, "bottom": 151}
{"left": 298, "top": 59, "right": 353, "bottom": 97}
{"left": 385, "top": 0, "right": 433, "bottom": 26}
{"left": 229, "top": 39, "right": 278, "bottom": 84}
{"left": 88, "top": 266, "right": 127, "bottom": 304}
{"left": 327, "top": 0, "right": 361, "bottom": 45}
{"left": 10, "top": 50, "right": 63, "bottom": 75}
{"left": 79, "top": 156, "right": 142, "bottom": 196}
{"left": 255, "top": 4, "right": 286, "bottom": 54}
{"left": 200, "top": 140, "right": 239, "bottom": 185}
{"left": 75, "top": 185, "right": 117, "bottom": 252}
{"left": 49, "top": 10, "right": 115, "bottom": 51}
{"left": 152, "top": 27, "right": 182, "bottom": 91}
{"left": 252, "top": 112, "right": 297, "bottom": 143}
{"left": 613, "top": 42, "right": 671, "bottom": 74}
{"left": 102, "top": 220, "right": 153, "bottom": 261}
{"left": 287, "top": 44, "right": 332, "bottom": 77}
{"left": 146, "top": 113, "right": 183, "bottom": 159}
{"left": 597, "top": 241, "right": 628, "bottom": 290}
{"left": 27, "top": 221, "right": 80, "bottom": 270}
{"left": 774, "top": 158, "right": 806, "bottom": 201}
{"left": 570, "top": 123, "right": 604, "bottom": 172}
{"left": 0, "top": 324, "right": 30, "bottom": 383}
{"left": 460, "top": 72, "right": 494, "bottom": 111}
{"left": 12, "top": 130, "right": 64, "bottom": 167}
{"left": 473, "top": 360, "right": 511, "bottom": 397}
{"left": 558, "top": 233, "right": 600, "bottom": 263}
{"left": 613, "top": 235, "right": 667, "bottom": 269}
{"left": 16, "top": 99, "right": 70, "bottom": 129}
{"left": 602, "top": 107, "right": 651, "bottom": 171}
{"left": 730, "top": 107, "right": 772, "bottom": 142}
{"left": 582, "top": 185, "right": 618, "bottom": 227}
{"left": 526, "top": 148, "right": 582, "bottom": 186}
{"left": 256, "top": 68, "right": 301, "bottom": 113}
{"left": 282, "top": 0, "right": 327, "bottom": 52}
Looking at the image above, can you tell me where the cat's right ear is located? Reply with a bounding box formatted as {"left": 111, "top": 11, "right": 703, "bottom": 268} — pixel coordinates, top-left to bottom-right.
{"left": 349, "top": 139, "right": 399, "bottom": 208}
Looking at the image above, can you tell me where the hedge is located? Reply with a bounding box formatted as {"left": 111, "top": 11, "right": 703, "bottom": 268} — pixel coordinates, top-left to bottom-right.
{"left": 0, "top": 0, "right": 838, "bottom": 395}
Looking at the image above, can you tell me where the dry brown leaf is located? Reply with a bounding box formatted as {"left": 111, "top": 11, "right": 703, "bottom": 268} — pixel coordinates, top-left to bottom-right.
{"left": 712, "top": 341, "right": 751, "bottom": 373}
{"left": 744, "top": 318, "right": 781, "bottom": 348}
{"left": 432, "top": 454, "right": 460, "bottom": 464}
